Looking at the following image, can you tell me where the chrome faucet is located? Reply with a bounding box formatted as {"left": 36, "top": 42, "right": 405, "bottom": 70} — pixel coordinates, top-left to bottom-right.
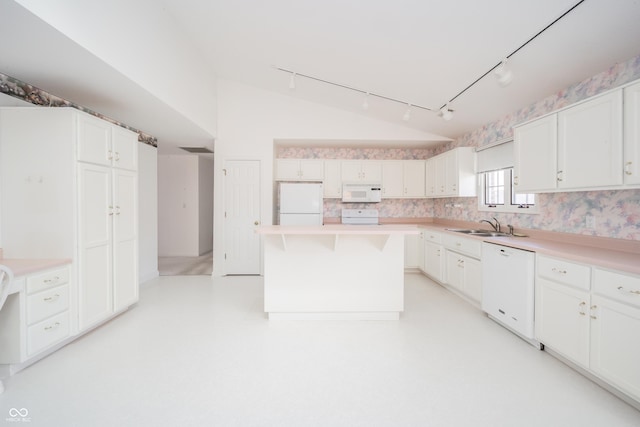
{"left": 480, "top": 217, "right": 501, "bottom": 233}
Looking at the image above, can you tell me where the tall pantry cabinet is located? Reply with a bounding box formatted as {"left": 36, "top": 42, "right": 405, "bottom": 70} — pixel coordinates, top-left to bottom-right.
{"left": 0, "top": 107, "right": 139, "bottom": 334}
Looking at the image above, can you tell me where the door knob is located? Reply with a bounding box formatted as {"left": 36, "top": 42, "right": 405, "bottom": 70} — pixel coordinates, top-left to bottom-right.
{"left": 254, "top": 221, "right": 260, "bottom": 226}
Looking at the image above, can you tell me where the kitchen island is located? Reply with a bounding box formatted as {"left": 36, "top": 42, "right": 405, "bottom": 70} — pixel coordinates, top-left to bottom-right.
{"left": 255, "top": 224, "right": 420, "bottom": 320}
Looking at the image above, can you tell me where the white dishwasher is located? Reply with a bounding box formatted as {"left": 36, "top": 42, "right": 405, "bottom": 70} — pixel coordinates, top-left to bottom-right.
{"left": 481, "top": 242, "right": 538, "bottom": 346}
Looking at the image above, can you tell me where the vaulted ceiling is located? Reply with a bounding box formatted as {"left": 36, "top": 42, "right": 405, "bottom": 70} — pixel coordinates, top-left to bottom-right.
{"left": 1, "top": 0, "right": 640, "bottom": 152}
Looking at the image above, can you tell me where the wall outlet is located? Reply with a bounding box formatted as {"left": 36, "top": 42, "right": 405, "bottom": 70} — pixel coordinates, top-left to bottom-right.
{"left": 585, "top": 215, "right": 596, "bottom": 229}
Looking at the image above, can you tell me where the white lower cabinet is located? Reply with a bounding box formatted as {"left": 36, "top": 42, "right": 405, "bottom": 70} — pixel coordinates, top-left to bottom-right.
{"left": 0, "top": 266, "right": 72, "bottom": 365}
{"left": 442, "top": 233, "right": 482, "bottom": 303}
{"left": 424, "top": 242, "right": 444, "bottom": 282}
{"left": 590, "top": 268, "right": 640, "bottom": 402}
{"left": 445, "top": 251, "right": 482, "bottom": 302}
{"left": 535, "top": 277, "right": 590, "bottom": 368}
{"left": 404, "top": 234, "right": 420, "bottom": 269}
{"left": 535, "top": 254, "right": 640, "bottom": 403}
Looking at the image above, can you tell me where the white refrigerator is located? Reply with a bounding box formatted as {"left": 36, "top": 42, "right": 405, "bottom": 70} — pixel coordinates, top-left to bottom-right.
{"left": 279, "top": 182, "right": 323, "bottom": 225}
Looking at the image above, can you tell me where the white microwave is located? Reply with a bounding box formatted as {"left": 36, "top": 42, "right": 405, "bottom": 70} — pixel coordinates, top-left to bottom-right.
{"left": 341, "top": 183, "right": 382, "bottom": 203}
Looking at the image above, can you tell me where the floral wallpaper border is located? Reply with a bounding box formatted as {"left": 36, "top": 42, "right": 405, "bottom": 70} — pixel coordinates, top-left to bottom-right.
{"left": 0, "top": 71, "right": 157, "bottom": 147}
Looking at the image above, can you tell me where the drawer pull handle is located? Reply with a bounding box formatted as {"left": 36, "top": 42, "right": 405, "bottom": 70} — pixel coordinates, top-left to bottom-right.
{"left": 44, "top": 294, "right": 60, "bottom": 302}
{"left": 617, "top": 286, "right": 640, "bottom": 295}
{"left": 551, "top": 268, "right": 567, "bottom": 275}
{"left": 44, "top": 276, "right": 60, "bottom": 284}
{"left": 44, "top": 322, "right": 61, "bottom": 331}
{"left": 579, "top": 301, "right": 586, "bottom": 316}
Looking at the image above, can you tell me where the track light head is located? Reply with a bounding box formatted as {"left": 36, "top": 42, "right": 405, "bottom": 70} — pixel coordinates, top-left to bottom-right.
{"left": 494, "top": 59, "right": 513, "bottom": 87}
{"left": 403, "top": 104, "right": 412, "bottom": 121}
{"left": 439, "top": 106, "right": 453, "bottom": 121}
{"left": 289, "top": 73, "right": 296, "bottom": 90}
{"left": 362, "top": 93, "right": 370, "bottom": 110}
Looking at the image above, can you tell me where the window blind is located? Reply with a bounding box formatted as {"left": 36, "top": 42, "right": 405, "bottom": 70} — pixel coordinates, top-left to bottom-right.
{"left": 476, "top": 140, "right": 514, "bottom": 173}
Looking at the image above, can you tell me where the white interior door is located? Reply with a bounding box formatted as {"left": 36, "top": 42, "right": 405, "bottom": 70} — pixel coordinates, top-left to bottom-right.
{"left": 224, "top": 160, "right": 261, "bottom": 275}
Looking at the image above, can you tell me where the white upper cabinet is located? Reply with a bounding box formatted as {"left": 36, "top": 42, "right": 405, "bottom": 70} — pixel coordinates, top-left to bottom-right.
{"left": 381, "top": 161, "right": 405, "bottom": 198}
{"left": 424, "top": 147, "right": 476, "bottom": 198}
{"left": 513, "top": 80, "right": 640, "bottom": 193}
{"left": 322, "top": 160, "right": 342, "bottom": 198}
{"left": 403, "top": 160, "right": 426, "bottom": 198}
{"left": 624, "top": 81, "right": 640, "bottom": 185}
{"left": 341, "top": 160, "right": 382, "bottom": 182}
{"left": 382, "top": 160, "right": 426, "bottom": 198}
{"left": 275, "top": 159, "right": 324, "bottom": 181}
{"left": 77, "top": 114, "right": 138, "bottom": 171}
{"left": 111, "top": 126, "right": 138, "bottom": 171}
{"left": 514, "top": 114, "right": 558, "bottom": 192}
{"left": 557, "top": 90, "right": 623, "bottom": 189}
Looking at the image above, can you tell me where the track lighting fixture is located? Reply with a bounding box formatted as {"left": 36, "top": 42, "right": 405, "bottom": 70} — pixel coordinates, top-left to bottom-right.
{"left": 275, "top": 67, "right": 434, "bottom": 120}
{"left": 289, "top": 72, "right": 296, "bottom": 90}
{"left": 403, "top": 104, "right": 412, "bottom": 121}
{"left": 494, "top": 59, "right": 513, "bottom": 87}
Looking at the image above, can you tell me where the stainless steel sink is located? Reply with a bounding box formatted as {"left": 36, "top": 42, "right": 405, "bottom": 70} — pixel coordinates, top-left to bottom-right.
{"left": 446, "top": 229, "right": 511, "bottom": 237}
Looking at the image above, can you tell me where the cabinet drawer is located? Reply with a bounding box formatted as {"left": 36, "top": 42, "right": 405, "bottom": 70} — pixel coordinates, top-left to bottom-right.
{"left": 27, "top": 284, "right": 70, "bottom": 325}
{"left": 537, "top": 255, "right": 590, "bottom": 291}
{"left": 593, "top": 268, "right": 640, "bottom": 309}
{"left": 422, "top": 229, "right": 442, "bottom": 244}
{"left": 26, "top": 266, "right": 69, "bottom": 294}
{"left": 442, "top": 234, "right": 482, "bottom": 259}
{"left": 27, "top": 310, "right": 70, "bottom": 357}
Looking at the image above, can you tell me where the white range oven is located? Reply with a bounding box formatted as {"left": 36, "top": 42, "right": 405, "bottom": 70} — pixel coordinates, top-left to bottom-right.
{"left": 341, "top": 209, "right": 379, "bottom": 225}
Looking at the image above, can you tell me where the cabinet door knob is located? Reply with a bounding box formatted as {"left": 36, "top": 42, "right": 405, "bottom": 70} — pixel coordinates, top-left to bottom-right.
{"left": 625, "top": 161, "right": 633, "bottom": 175}
{"left": 556, "top": 170, "right": 563, "bottom": 182}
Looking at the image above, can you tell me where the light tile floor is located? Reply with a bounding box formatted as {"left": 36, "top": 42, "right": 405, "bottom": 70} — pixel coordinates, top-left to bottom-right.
{"left": 158, "top": 251, "right": 213, "bottom": 276}
{"left": 1, "top": 274, "right": 639, "bottom": 426}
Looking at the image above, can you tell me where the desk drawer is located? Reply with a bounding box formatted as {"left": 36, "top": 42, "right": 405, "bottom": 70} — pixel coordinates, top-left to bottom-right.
{"left": 27, "top": 310, "right": 70, "bottom": 357}
{"left": 594, "top": 268, "right": 640, "bottom": 309}
{"left": 537, "top": 255, "right": 591, "bottom": 291}
{"left": 26, "top": 266, "right": 69, "bottom": 294}
{"left": 27, "top": 284, "right": 70, "bottom": 325}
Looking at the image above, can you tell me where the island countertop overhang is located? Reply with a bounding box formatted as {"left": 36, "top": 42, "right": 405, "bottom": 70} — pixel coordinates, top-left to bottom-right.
{"left": 255, "top": 224, "right": 421, "bottom": 235}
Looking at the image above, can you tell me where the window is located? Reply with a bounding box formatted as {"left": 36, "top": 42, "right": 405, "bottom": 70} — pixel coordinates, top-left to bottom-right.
{"left": 478, "top": 168, "right": 537, "bottom": 213}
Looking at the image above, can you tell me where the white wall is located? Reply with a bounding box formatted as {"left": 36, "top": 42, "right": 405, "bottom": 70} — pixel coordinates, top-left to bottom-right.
{"left": 158, "top": 155, "right": 200, "bottom": 257}
{"left": 198, "top": 156, "right": 214, "bottom": 255}
{"left": 158, "top": 154, "right": 213, "bottom": 257}
{"left": 138, "top": 143, "right": 158, "bottom": 283}
{"left": 15, "top": 0, "right": 217, "bottom": 137}
{"left": 213, "top": 79, "right": 446, "bottom": 276}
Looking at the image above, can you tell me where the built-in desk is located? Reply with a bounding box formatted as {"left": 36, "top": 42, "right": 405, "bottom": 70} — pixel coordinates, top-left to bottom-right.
{"left": 256, "top": 225, "right": 420, "bottom": 320}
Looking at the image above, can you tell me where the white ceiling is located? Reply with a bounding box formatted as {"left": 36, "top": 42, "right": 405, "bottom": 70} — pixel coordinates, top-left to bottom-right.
{"left": 2, "top": 0, "right": 640, "bottom": 152}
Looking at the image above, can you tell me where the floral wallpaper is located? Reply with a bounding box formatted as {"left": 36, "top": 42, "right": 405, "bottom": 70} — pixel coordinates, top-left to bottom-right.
{"left": 279, "top": 55, "right": 640, "bottom": 240}
{"left": 277, "top": 147, "right": 436, "bottom": 160}
{"left": 434, "top": 53, "right": 640, "bottom": 241}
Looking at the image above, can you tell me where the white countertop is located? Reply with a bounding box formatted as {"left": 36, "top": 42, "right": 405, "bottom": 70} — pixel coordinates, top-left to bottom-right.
{"left": 0, "top": 258, "right": 72, "bottom": 277}
{"left": 418, "top": 224, "right": 640, "bottom": 276}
